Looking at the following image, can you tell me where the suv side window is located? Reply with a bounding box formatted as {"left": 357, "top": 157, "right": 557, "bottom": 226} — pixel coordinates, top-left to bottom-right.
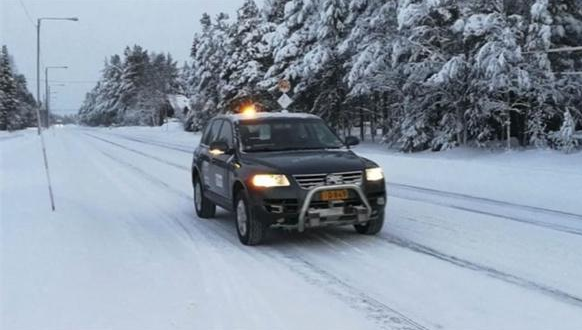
{"left": 201, "top": 122, "right": 213, "bottom": 145}
{"left": 217, "top": 121, "right": 234, "bottom": 148}
{"left": 202, "top": 120, "right": 223, "bottom": 145}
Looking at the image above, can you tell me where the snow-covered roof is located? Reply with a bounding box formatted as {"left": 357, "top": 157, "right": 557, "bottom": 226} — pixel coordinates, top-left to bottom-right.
{"left": 225, "top": 111, "right": 320, "bottom": 122}
{"left": 167, "top": 94, "right": 190, "bottom": 111}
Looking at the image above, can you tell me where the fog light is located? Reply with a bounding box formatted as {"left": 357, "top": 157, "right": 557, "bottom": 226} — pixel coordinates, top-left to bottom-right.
{"left": 377, "top": 197, "right": 385, "bottom": 205}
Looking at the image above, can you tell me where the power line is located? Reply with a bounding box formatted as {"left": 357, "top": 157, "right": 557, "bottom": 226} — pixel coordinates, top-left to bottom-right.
{"left": 48, "top": 79, "right": 99, "bottom": 84}
{"left": 544, "top": 46, "right": 582, "bottom": 53}
{"left": 523, "top": 46, "right": 582, "bottom": 55}
{"left": 16, "top": 0, "right": 51, "bottom": 97}
{"left": 17, "top": 0, "right": 36, "bottom": 28}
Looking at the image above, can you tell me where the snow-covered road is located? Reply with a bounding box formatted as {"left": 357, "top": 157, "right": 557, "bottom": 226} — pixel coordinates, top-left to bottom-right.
{"left": 2, "top": 126, "right": 582, "bottom": 330}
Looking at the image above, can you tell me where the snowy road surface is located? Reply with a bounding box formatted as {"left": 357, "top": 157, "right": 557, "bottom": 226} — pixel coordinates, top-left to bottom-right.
{"left": 2, "top": 125, "right": 582, "bottom": 330}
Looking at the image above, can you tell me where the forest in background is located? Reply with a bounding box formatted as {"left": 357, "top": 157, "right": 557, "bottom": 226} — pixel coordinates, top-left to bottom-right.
{"left": 78, "top": 46, "right": 180, "bottom": 126}
{"left": 0, "top": 45, "right": 38, "bottom": 131}
{"left": 77, "top": 0, "right": 582, "bottom": 152}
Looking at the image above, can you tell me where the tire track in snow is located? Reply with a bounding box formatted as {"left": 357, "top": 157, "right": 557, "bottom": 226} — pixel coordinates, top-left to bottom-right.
{"left": 100, "top": 131, "right": 194, "bottom": 153}
{"left": 390, "top": 194, "right": 582, "bottom": 237}
{"left": 83, "top": 132, "right": 189, "bottom": 171}
{"left": 376, "top": 233, "right": 582, "bottom": 308}
{"left": 389, "top": 183, "right": 582, "bottom": 221}
{"left": 83, "top": 130, "right": 582, "bottom": 309}
{"left": 0, "top": 133, "right": 23, "bottom": 142}
{"left": 84, "top": 132, "right": 429, "bottom": 330}
{"left": 182, "top": 214, "right": 430, "bottom": 330}
{"left": 273, "top": 253, "right": 429, "bottom": 330}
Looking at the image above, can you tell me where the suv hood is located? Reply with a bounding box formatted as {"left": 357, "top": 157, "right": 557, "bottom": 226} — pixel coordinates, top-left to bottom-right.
{"left": 241, "top": 149, "right": 370, "bottom": 174}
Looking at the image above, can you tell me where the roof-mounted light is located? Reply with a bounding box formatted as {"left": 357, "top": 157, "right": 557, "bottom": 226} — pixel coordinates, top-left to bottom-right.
{"left": 240, "top": 104, "right": 257, "bottom": 117}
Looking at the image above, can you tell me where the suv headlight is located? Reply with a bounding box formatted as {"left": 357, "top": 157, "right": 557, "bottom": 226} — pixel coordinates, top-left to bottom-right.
{"left": 365, "top": 167, "right": 384, "bottom": 181}
{"left": 252, "top": 174, "right": 290, "bottom": 188}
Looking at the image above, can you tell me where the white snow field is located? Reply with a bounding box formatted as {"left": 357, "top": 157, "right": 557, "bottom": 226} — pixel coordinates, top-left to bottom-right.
{"left": 2, "top": 124, "right": 582, "bottom": 330}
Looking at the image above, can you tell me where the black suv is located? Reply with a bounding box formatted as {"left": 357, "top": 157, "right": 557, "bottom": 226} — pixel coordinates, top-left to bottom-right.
{"left": 191, "top": 112, "right": 386, "bottom": 245}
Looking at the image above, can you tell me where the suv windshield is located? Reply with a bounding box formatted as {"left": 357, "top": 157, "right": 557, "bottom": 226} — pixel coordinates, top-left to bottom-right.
{"left": 238, "top": 118, "right": 344, "bottom": 152}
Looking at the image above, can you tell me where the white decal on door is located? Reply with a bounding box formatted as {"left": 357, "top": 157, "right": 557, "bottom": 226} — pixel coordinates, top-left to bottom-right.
{"left": 202, "top": 161, "right": 210, "bottom": 184}
{"left": 215, "top": 173, "right": 223, "bottom": 188}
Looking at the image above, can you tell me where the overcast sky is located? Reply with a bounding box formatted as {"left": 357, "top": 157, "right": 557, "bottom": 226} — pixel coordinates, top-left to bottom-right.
{"left": 2, "top": 0, "right": 253, "bottom": 115}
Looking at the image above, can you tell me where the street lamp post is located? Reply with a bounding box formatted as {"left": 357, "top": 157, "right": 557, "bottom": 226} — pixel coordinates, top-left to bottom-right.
{"left": 36, "top": 17, "right": 78, "bottom": 132}
{"left": 45, "top": 66, "right": 68, "bottom": 127}
{"left": 33, "top": 16, "right": 77, "bottom": 212}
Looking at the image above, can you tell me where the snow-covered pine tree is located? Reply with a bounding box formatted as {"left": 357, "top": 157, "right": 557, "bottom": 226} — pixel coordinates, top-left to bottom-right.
{"left": 260, "top": 0, "right": 319, "bottom": 93}
{"left": 161, "top": 0, "right": 582, "bottom": 150}
{"left": 523, "top": 0, "right": 555, "bottom": 147}
{"left": 78, "top": 88, "right": 98, "bottom": 125}
{"left": 546, "top": 0, "right": 582, "bottom": 133}
{"left": 519, "top": 0, "right": 582, "bottom": 149}
{"left": 13, "top": 73, "right": 38, "bottom": 128}
{"left": 0, "top": 45, "right": 19, "bottom": 131}
{"left": 79, "top": 46, "right": 180, "bottom": 126}
{"left": 118, "top": 45, "right": 150, "bottom": 124}
{"left": 262, "top": 0, "right": 349, "bottom": 125}
{"left": 138, "top": 52, "right": 179, "bottom": 125}
{"left": 185, "top": 13, "right": 231, "bottom": 130}
{"left": 340, "top": 0, "right": 402, "bottom": 140}
{"left": 96, "top": 54, "right": 124, "bottom": 125}
{"left": 177, "top": 61, "right": 191, "bottom": 97}
{"left": 302, "top": 0, "right": 350, "bottom": 126}
{"left": 553, "top": 109, "right": 579, "bottom": 152}
{"left": 221, "top": 0, "right": 275, "bottom": 110}
{"left": 262, "top": 0, "right": 290, "bottom": 24}
{"left": 394, "top": 0, "right": 465, "bottom": 151}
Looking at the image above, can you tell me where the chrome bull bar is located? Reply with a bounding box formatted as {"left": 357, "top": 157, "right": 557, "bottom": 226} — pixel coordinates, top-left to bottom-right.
{"left": 297, "top": 183, "right": 372, "bottom": 232}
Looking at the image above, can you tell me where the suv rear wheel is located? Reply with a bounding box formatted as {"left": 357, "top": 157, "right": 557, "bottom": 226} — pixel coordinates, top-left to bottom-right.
{"left": 193, "top": 175, "right": 216, "bottom": 218}
{"left": 354, "top": 211, "right": 384, "bottom": 235}
{"left": 235, "top": 190, "right": 266, "bottom": 245}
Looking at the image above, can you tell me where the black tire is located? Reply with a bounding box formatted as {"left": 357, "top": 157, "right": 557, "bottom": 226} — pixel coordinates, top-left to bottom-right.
{"left": 234, "top": 190, "right": 266, "bottom": 246}
{"left": 193, "top": 175, "right": 216, "bottom": 219}
{"left": 354, "top": 211, "right": 385, "bottom": 235}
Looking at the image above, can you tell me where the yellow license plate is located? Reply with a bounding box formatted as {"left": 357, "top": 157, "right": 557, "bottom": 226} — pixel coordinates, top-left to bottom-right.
{"left": 320, "top": 189, "right": 349, "bottom": 201}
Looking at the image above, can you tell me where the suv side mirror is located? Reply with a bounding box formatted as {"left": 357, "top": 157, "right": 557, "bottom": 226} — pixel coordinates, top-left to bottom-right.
{"left": 209, "top": 141, "right": 231, "bottom": 155}
{"left": 345, "top": 136, "right": 360, "bottom": 147}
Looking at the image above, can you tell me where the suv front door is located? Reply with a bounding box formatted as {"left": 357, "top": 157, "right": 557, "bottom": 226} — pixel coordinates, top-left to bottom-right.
{"left": 210, "top": 120, "right": 234, "bottom": 201}
{"left": 200, "top": 119, "right": 223, "bottom": 195}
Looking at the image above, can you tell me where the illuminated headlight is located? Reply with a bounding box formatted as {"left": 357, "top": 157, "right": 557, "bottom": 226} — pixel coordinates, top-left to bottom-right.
{"left": 252, "top": 174, "right": 290, "bottom": 188}
{"left": 365, "top": 167, "right": 384, "bottom": 181}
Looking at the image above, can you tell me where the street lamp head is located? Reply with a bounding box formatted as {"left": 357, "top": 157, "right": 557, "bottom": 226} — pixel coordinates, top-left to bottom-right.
{"left": 39, "top": 17, "right": 79, "bottom": 22}
{"left": 46, "top": 66, "right": 69, "bottom": 70}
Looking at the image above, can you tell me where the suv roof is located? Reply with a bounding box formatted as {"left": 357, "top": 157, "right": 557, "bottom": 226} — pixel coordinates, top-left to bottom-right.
{"left": 216, "top": 112, "right": 320, "bottom": 123}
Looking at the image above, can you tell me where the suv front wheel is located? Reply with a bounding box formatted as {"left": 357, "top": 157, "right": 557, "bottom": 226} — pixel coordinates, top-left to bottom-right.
{"left": 354, "top": 211, "right": 385, "bottom": 235}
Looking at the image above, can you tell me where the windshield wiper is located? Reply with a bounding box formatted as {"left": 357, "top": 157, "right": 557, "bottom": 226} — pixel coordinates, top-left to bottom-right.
{"left": 245, "top": 145, "right": 343, "bottom": 152}
{"left": 296, "top": 146, "right": 343, "bottom": 150}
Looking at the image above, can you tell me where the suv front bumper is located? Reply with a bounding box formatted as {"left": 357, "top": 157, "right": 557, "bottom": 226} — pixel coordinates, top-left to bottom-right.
{"left": 248, "top": 181, "right": 385, "bottom": 231}
{"left": 296, "top": 183, "right": 371, "bottom": 232}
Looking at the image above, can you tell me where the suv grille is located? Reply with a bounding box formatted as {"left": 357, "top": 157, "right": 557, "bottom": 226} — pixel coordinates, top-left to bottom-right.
{"left": 292, "top": 171, "right": 363, "bottom": 189}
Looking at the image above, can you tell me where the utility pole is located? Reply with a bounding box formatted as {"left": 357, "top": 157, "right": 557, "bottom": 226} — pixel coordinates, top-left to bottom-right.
{"left": 45, "top": 66, "right": 68, "bottom": 127}
{"left": 36, "top": 17, "right": 78, "bottom": 130}
{"left": 34, "top": 16, "right": 78, "bottom": 212}
{"left": 36, "top": 21, "right": 41, "bottom": 134}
